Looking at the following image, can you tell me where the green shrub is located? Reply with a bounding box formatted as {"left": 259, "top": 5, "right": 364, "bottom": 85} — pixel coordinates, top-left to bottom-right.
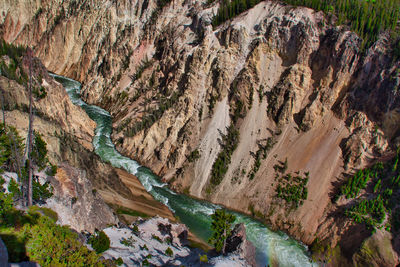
{"left": 340, "top": 162, "right": 384, "bottom": 199}
{"left": 343, "top": 150, "right": 400, "bottom": 232}
{"left": 31, "top": 131, "right": 48, "bottom": 171}
{"left": 345, "top": 196, "right": 386, "bottom": 229}
{"left": 115, "top": 257, "right": 123, "bottom": 266}
{"left": 140, "top": 244, "right": 148, "bottom": 251}
{"left": 120, "top": 236, "right": 135, "bottom": 247}
{"left": 0, "top": 188, "right": 13, "bottom": 218}
{"left": 89, "top": 231, "right": 110, "bottom": 254}
{"left": 132, "top": 224, "right": 139, "bottom": 235}
{"left": 26, "top": 216, "right": 102, "bottom": 266}
{"left": 28, "top": 206, "right": 58, "bottom": 222}
{"left": 151, "top": 234, "right": 163, "bottom": 243}
{"left": 8, "top": 178, "right": 21, "bottom": 198}
{"left": 33, "top": 86, "right": 47, "bottom": 100}
{"left": 32, "top": 180, "right": 53, "bottom": 203}
{"left": 275, "top": 168, "right": 309, "bottom": 208}
{"left": 199, "top": 254, "right": 208, "bottom": 263}
{"left": 165, "top": 247, "right": 173, "bottom": 257}
{"left": 45, "top": 163, "right": 58, "bottom": 176}
{"left": 187, "top": 149, "right": 201, "bottom": 162}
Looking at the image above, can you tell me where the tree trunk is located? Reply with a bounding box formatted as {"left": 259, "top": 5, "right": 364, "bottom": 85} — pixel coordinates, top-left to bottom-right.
{"left": 26, "top": 48, "right": 34, "bottom": 207}
{"left": 0, "top": 88, "right": 6, "bottom": 125}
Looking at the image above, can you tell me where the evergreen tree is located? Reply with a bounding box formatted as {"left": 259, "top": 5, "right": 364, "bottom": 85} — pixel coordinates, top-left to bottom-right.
{"left": 208, "top": 209, "right": 236, "bottom": 254}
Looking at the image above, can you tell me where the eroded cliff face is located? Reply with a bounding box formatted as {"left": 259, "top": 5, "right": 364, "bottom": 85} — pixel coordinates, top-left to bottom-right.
{"left": 2, "top": 0, "right": 399, "bottom": 264}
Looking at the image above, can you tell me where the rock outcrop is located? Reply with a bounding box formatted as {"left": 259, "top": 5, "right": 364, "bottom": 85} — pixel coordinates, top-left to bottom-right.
{"left": 102, "top": 216, "right": 252, "bottom": 266}
{"left": 225, "top": 223, "right": 256, "bottom": 267}
{"left": 1, "top": 0, "right": 399, "bottom": 264}
{"left": 0, "top": 237, "right": 7, "bottom": 266}
{"left": 45, "top": 163, "right": 118, "bottom": 233}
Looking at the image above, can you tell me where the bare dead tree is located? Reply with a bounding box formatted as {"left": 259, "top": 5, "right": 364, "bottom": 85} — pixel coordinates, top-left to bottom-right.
{"left": 0, "top": 87, "right": 5, "bottom": 125}
{"left": 26, "top": 47, "right": 34, "bottom": 207}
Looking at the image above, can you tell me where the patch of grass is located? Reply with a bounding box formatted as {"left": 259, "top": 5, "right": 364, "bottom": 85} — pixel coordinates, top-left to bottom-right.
{"left": 28, "top": 206, "right": 58, "bottom": 222}
{"left": 248, "top": 203, "right": 265, "bottom": 219}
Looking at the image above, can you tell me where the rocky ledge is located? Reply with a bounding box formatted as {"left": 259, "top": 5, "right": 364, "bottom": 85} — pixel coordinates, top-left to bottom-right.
{"left": 101, "top": 216, "right": 255, "bottom": 266}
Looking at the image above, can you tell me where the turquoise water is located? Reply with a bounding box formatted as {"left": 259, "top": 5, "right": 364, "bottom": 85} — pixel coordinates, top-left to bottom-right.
{"left": 53, "top": 74, "right": 317, "bottom": 267}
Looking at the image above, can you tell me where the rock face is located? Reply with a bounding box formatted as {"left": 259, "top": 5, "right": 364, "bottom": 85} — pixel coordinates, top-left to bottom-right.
{"left": 225, "top": 224, "right": 256, "bottom": 267}
{"left": 1, "top": 0, "right": 400, "bottom": 264}
{"left": 46, "top": 163, "right": 118, "bottom": 233}
{"left": 102, "top": 216, "right": 251, "bottom": 266}
{"left": 102, "top": 217, "right": 202, "bottom": 266}
{"left": 352, "top": 230, "right": 399, "bottom": 267}
{"left": 0, "top": 237, "right": 8, "bottom": 266}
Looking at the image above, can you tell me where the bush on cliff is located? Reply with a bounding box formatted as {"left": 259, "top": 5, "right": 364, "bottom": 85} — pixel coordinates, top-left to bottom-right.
{"left": 0, "top": 200, "right": 108, "bottom": 265}
{"left": 89, "top": 230, "right": 111, "bottom": 254}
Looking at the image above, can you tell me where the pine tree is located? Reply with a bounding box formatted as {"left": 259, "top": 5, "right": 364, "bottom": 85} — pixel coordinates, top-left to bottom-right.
{"left": 208, "top": 209, "right": 236, "bottom": 254}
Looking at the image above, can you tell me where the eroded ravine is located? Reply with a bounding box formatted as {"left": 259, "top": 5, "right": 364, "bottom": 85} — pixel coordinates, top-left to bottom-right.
{"left": 53, "top": 74, "right": 317, "bottom": 266}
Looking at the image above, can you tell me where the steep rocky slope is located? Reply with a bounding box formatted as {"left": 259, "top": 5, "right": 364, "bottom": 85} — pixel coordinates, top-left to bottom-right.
{"left": 1, "top": 0, "right": 400, "bottom": 264}
{"left": 0, "top": 46, "right": 175, "bottom": 232}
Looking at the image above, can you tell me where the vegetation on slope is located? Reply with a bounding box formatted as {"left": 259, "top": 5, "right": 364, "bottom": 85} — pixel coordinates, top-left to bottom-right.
{"left": 208, "top": 209, "right": 236, "bottom": 254}
{"left": 0, "top": 124, "right": 112, "bottom": 265}
{"left": 248, "top": 137, "right": 276, "bottom": 180}
{"left": 0, "top": 124, "right": 53, "bottom": 204}
{"left": 340, "top": 162, "right": 384, "bottom": 199}
{"left": 210, "top": 124, "right": 240, "bottom": 186}
{"left": 0, "top": 200, "right": 111, "bottom": 265}
{"left": 89, "top": 230, "right": 111, "bottom": 254}
{"left": 0, "top": 40, "right": 27, "bottom": 85}
{"left": 273, "top": 159, "right": 309, "bottom": 208}
{"left": 339, "top": 149, "right": 400, "bottom": 233}
{"left": 211, "top": 0, "right": 400, "bottom": 50}
{"left": 285, "top": 0, "right": 399, "bottom": 49}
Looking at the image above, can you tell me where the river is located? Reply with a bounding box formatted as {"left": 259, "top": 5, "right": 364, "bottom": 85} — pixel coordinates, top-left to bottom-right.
{"left": 53, "top": 74, "right": 317, "bottom": 267}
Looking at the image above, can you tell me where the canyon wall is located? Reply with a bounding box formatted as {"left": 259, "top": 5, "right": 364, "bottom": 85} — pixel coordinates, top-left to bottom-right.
{"left": 1, "top": 0, "right": 399, "bottom": 264}
{"left": 0, "top": 47, "right": 175, "bottom": 232}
